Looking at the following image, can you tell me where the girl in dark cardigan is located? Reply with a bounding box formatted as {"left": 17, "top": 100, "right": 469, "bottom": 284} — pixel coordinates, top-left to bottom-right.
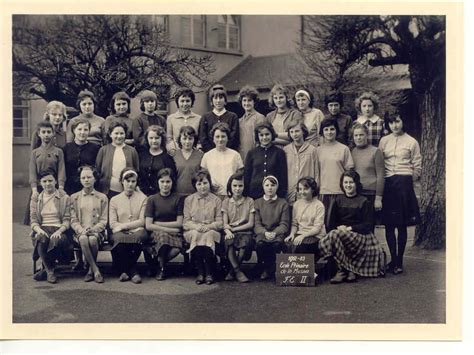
{"left": 243, "top": 122, "right": 288, "bottom": 200}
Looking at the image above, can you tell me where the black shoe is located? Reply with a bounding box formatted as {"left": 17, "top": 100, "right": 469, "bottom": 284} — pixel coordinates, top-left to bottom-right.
{"left": 33, "top": 269, "right": 47, "bottom": 281}
{"left": 155, "top": 268, "right": 166, "bottom": 281}
{"left": 205, "top": 275, "right": 214, "bottom": 285}
{"left": 195, "top": 274, "right": 204, "bottom": 285}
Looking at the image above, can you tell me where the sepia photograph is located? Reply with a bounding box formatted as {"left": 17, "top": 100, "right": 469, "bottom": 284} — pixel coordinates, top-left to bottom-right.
{"left": 1, "top": 0, "right": 464, "bottom": 342}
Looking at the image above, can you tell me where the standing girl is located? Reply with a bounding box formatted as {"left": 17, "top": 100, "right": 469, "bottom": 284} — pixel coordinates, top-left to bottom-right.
{"left": 103, "top": 91, "right": 134, "bottom": 145}
{"left": 285, "top": 177, "right": 325, "bottom": 256}
{"left": 31, "top": 101, "right": 68, "bottom": 149}
{"left": 316, "top": 118, "right": 354, "bottom": 230}
{"left": 266, "top": 84, "right": 302, "bottom": 147}
{"left": 198, "top": 84, "right": 239, "bottom": 152}
{"left": 283, "top": 121, "right": 319, "bottom": 205}
{"left": 109, "top": 168, "right": 149, "bottom": 283}
{"left": 379, "top": 109, "right": 421, "bottom": 274}
{"left": 352, "top": 91, "right": 387, "bottom": 147}
{"left": 144, "top": 168, "right": 184, "bottom": 280}
{"left": 319, "top": 170, "right": 385, "bottom": 283}
{"left": 294, "top": 88, "right": 324, "bottom": 147}
{"left": 166, "top": 88, "right": 201, "bottom": 155}
{"left": 351, "top": 123, "right": 385, "bottom": 212}
{"left": 254, "top": 176, "right": 290, "bottom": 280}
{"left": 95, "top": 122, "right": 139, "bottom": 199}
{"left": 132, "top": 90, "right": 167, "bottom": 148}
{"left": 183, "top": 169, "right": 223, "bottom": 285}
{"left": 244, "top": 122, "right": 288, "bottom": 200}
{"left": 237, "top": 85, "right": 267, "bottom": 162}
{"left": 66, "top": 90, "right": 105, "bottom": 146}
{"left": 137, "top": 125, "right": 176, "bottom": 196}
{"left": 63, "top": 118, "right": 100, "bottom": 195}
{"left": 173, "top": 126, "right": 204, "bottom": 196}
{"left": 324, "top": 91, "right": 353, "bottom": 145}
{"left": 222, "top": 170, "right": 254, "bottom": 283}
{"left": 70, "top": 166, "right": 108, "bottom": 283}
{"left": 200, "top": 122, "right": 243, "bottom": 197}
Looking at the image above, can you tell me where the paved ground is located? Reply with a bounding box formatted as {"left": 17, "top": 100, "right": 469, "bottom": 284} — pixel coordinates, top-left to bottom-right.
{"left": 11, "top": 187, "right": 446, "bottom": 323}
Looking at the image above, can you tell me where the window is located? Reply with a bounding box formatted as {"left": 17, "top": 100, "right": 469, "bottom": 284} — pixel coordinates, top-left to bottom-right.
{"left": 180, "top": 15, "right": 205, "bottom": 47}
{"left": 13, "top": 97, "right": 30, "bottom": 140}
{"left": 217, "top": 15, "right": 240, "bottom": 50}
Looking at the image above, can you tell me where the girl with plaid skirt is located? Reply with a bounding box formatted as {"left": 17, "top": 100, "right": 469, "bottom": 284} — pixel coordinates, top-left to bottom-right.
{"left": 319, "top": 170, "right": 385, "bottom": 283}
{"left": 222, "top": 169, "right": 254, "bottom": 283}
{"left": 144, "top": 168, "right": 184, "bottom": 281}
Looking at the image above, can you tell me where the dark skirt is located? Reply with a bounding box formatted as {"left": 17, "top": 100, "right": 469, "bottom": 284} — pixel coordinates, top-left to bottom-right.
{"left": 255, "top": 233, "right": 285, "bottom": 244}
{"left": 360, "top": 193, "right": 382, "bottom": 226}
{"left": 382, "top": 175, "right": 420, "bottom": 226}
{"left": 319, "top": 194, "right": 340, "bottom": 231}
{"left": 224, "top": 232, "right": 254, "bottom": 256}
{"left": 110, "top": 228, "right": 149, "bottom": 249}
{"left": 31, "top": 226, "right": 73, "bottom": 262}
{"left": 285, "top": 235, "right": 319, "bottom": 254}
{"left": 144, "top": 231, "right": 183, "bottom": 258}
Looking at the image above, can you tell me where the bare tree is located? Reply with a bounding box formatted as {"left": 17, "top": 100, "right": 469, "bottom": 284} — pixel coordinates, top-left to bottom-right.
{"left": 300, "top": 15, "right": 446, "bottom": 249}
{"left": 13, "top": 15, "right": 216, "bottom": 116}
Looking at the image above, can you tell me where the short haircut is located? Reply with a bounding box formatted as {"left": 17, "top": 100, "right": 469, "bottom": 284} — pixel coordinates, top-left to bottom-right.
{"left": 297, "top": 176, "right": 319, "bottom": 197}
{"left": 384, "top": 107, "right": 405, "bottom": 132}
{"left": 139, "top": 90, "right": 158, "bottom": 112}
{"left": 156, "top": 167, "right": 176, "bottom": 193}
{"left": 78, "top": 164, "right": 99, "bottom": 180}
{"left": 226, "top": 168, "right": 246, "bottom": 198}
{"left": 254, "top": 121, "right": 277, "bottom": 144}
{"left": 38, "top": 169, "right": 57, "bottom": 181}
{"left": 175, "top": 87, "right": 195, "bottom": 106}
{"left": 109, "top": 91, "right": 131, "bottom": 114}
{"left": 108, "top": 121, "right": 128, "bottom": 136}
{"left": 44, "top": 101, "right": 68, "bottom": 121}
{"left": 324, "top": 91, "right": 344, "bottom": 107}
{"left": 76, "top": 90, "right": 96, "bottom": 110}
{"left": 287, "top": 121, "right": 309, "bottom": 141}
{"left": 319, "top": 118, "right": 340, "bottom": 136}
{"left": 339, "top": 170, "right": 363, "bottom": 195}
{"left": 119, "top": 167, "right": 139, "bottom": 182}
{"left": 176, "top": 125, "right": 198, "bottom": 149}
{"left": 354, "top": 91, "right": 379, "bottom": 113}
{"left": 70, "top": 118, "right": 91, "bottom": 139}
{"left": 210, "top": 122, "right": 230, "bottom": 141}
{"left": 145, "top": 124, "right": 167, "bottom": 151}
{"left": 238, "top": 85, "right": 259, "bottom": 104}
{"left": 352, "top": 122, "right": 369, "bottom": 135}
{"left": 191, "top": 168, "right": 215, "bottom": 192}
{"left": 37, "top": 120, "right": 54, "bottom": 132}
{"left": 208, "top": 84, "right": 227, "bottom": 105}
{"left": 268, "top": 84, "right": 292, "bottom": 109}
{"left": 293, "top": 88, "right": 315, "bottom": 108}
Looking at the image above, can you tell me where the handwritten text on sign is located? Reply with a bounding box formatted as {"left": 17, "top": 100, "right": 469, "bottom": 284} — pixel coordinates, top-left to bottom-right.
{"left": 276, "top": 254, "right": 315, "bottom": 287}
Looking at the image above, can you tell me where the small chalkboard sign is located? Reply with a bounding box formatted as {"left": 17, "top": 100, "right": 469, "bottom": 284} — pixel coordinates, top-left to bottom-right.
{"left": 276, "top": 253, "right": 315, "bottom": 287}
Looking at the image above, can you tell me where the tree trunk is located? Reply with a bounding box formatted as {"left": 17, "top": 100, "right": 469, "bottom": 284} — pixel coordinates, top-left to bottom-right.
{"left": 414, "top": 76, "right": 446, "bottom": 249}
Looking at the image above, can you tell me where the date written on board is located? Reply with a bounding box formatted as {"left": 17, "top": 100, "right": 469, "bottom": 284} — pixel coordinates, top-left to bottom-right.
{"left": 276, "top": 254, "right": 315, "bottom": 287}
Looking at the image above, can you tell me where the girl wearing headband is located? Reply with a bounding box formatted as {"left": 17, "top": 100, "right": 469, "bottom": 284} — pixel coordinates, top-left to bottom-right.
{"left": 294, "top": 88, "right": 324, "bottom": 146}
{"left": 253, "top": 175, "right": 290, "bottom": 280}
{"left": 109, "top": 168, "right": 149, "bottom": 284}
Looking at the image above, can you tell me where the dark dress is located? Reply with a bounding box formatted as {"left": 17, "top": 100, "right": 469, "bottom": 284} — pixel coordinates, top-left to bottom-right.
{"left": 144, "top": 193, "right": 184, "bottom": 257}
{"left": 198, "top": 111, "right": 240, "bottom": 152}
{"left": 137, "top": 148, "right": 176, "bottom": 196}
{"left": 63, "top": 142, "right": 101, "bottom": 195}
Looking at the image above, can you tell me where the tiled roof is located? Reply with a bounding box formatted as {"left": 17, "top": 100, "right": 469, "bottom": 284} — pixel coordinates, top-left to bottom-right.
{"left": 219, "top": 53, "right": 411, "bottom": 93}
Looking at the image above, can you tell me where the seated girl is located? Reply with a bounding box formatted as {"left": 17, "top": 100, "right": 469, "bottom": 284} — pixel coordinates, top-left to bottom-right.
{"left": 144, "top": 168, "right": 184, "bottom": 281}
{"left": 318, "top": 170, "right": 385, "bottom": 284}
{"left": 109, "top": 168, "right": 149, "bottom": 284}
{"left": 222, "top": 169, "right": 254, "bottom": 283}
{"left": 70, "top": 166, "right": 108, "bottom": 283}
{"left": 254, "top": 176, "right": 290, "bottom": 280}
{"left": 285, "top": 177, "right": 325, "bottom": 256}
{"left": 30, "top": 170, "right": 72, "bottom": 284}
{"left": 183, "top": 169, "right": 223, "bottom": 285}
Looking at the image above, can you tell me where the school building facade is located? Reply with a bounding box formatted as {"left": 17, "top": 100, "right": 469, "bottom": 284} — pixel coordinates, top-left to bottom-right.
{"left": 13, "top": 15, "right": 411, "bottom": 186}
